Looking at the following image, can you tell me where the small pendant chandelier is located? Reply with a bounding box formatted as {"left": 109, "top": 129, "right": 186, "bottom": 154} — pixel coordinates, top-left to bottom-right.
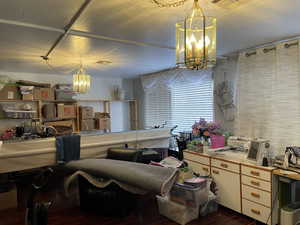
{"left": 176, "top": 0, "right": 217, "bottom": 70}
{"left": 73, "top": 65, "right": 91, "bottom": 94}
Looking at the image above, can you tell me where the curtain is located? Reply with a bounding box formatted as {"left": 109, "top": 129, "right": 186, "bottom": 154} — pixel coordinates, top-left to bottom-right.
{"left": 141, "top": 68, "right": 212, "bottom": 91}
{"left": 235, "top": 40, "right": 300, "bottom": 156}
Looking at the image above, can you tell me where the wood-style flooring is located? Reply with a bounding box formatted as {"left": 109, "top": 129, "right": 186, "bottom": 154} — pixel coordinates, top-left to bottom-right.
{"left": 1, "top": 204, "right": 262, "bottom": 225}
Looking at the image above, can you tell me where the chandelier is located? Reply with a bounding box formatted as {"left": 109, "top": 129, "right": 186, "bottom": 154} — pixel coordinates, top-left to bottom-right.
{"left": 73, "top": 65, "right": 91, "bottom": 94}
{"left": 176, "top": 0, "right": 217, "bottom": 70}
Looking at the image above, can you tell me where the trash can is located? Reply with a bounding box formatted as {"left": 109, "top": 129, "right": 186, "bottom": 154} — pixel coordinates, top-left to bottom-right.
{"left": 281, "top": 202, "right": 300, "bottom": 225}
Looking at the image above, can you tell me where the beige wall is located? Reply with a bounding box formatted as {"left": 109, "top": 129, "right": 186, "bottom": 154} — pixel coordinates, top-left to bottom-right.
{"left": 213, "top": 56, "right": 238, "bottom": 133}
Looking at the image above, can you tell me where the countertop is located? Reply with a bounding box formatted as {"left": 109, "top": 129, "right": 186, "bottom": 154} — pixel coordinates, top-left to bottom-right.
{"left": 184, "top": 149, "right": 275, "bottom": 171}
{"left": 0, "top": 128, "right": 170, "bottom": 159}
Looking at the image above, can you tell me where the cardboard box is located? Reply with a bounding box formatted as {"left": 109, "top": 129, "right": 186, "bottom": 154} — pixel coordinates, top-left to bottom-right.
{"left": 33, "top": 88, "right": 54, "bottom": 101}
{"left": 80, "top": 119, "right": 95, "bottom": 131}
{"left": 0, "top": 85, "right": 21, "bottom": 100}
{"left": 80, "top": 106, "right": 94, "bottom": 119}
{"left": 95, "top": 118, "right": 111, "bottom": 130}
{"left": 55, "top": 89, "right": 75, "bottom": 100}
{"left": 94, "top": 112, "right": 110, "bottom": 119}
{"left": 57, "top": 104, "right": 76, "bottom": 119}
{"left": 22, "top": 93, "right": 34, "bottom": 100}
{"left": 42, "top": 103, "right": 56, "bottom": 119}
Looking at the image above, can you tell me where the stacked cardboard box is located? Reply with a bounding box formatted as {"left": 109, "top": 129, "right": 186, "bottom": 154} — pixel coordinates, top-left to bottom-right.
{"left": 95, "top": 112, "right": 111, "bottom": 130}
{"left": 55, "top": 84, "right": 75, "bottom": 100}
{"left": 79, "top": 106, "right": 95, "bottom": 131}
{"left": 57, "top": 104, "right": 76, "bottom": 119}
{"left": 0, "top": 84, "right": 21, "bottom": 100}
{"left": 20, "top": 86, "right": 55, "bottom": 101}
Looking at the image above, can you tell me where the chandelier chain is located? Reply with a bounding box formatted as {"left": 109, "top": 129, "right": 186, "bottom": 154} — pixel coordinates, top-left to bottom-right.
{"left": 152, "top": 0, "right": 189, "bottom": 8}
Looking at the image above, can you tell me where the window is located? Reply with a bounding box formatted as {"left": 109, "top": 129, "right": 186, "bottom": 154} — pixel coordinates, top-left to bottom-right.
{"left": 171, "top": 80, "right": 214, "bottom": 132}
{"left": 144, "top": 86, "right": 171, "bottom": 128}
{"left": 144, "top": 80, "right": 214, "bottom": 131}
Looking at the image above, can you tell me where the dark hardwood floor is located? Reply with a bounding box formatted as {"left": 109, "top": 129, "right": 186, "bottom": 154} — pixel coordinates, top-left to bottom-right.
{"left": 0, "top": 171, "right": 262, "bottom": 225}
{"left": 1, "top": 203, "right": 260, "bottom": 225}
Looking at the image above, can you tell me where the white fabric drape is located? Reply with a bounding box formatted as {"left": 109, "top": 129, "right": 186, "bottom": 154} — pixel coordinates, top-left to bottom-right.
{"left": 141, "top": 68, "right": 212, "bottom": 91}
{"left": 235, "top": 40, "right": 300, "bottom": 156}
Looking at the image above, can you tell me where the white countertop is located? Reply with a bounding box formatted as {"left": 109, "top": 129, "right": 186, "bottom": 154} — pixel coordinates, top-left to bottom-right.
{"left": 185, "top": 149, "right": 275, "bottom": 170}
{"left": 0, "top": 128, "right": 170, "bottom": 159}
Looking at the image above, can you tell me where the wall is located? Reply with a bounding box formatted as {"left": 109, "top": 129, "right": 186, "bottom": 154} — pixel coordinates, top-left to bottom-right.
{"left": 0, "top": 71, "right": 134, "bottom": 133}
{"left": 213, "top": 56, "right": 238, "bottom": 134}
{"left": 132, "top": 78, "right": 145, "bottom": 130}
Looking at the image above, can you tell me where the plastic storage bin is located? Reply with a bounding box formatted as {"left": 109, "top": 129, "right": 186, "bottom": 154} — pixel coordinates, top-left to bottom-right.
{"left": 157, "top": 195, "right": 199, "bottom": 225}
{"left": 170, "top": 182, "right": 208, "bottom": 207}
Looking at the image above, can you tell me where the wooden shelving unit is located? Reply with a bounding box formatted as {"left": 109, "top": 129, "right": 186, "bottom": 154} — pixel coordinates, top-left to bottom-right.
{"left": 77, "top": 99, "right": 138, "bottom": 130}
{"left": 0, "top": 98, "right": 138, "bottom": 133}
{"left": 0, "top": 99, "right": 80, "bottom": 132}
{"left": 38, "top": 100, "right": 79, "bottom": 132}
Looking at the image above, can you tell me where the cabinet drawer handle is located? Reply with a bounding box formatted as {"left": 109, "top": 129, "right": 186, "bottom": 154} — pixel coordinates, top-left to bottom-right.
{"left": 220, "top": 163, "right": 228, "bottom": 168}
{"left": 251, "top": 209, "right": 261, "bottom": 215}
{"left": 251, "top": 192, "right": 260, "bottom": 198}
{"left": 212, "top": 170, "right": 219, "bottom": 175}
{"left": 250, "top": 171, "right": 260, "bottom": 176}
{"left": 251, "top": 180, "right": 260, "bottom": 186}
{"left": 202, "top": 167, "right": 209, "bottom": 172}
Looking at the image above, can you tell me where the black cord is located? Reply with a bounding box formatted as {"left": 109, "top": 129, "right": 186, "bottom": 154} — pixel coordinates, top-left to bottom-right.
{"left": 266, "top": 188, "right": 279, "bottom": 225}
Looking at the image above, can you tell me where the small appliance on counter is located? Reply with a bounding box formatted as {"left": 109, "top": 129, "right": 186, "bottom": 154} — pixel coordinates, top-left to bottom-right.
{"left": 227, "top": 136, "right": 252, "bottom": 152}
{"left": 246, "top": 138, "right": 270, "bottom": 166}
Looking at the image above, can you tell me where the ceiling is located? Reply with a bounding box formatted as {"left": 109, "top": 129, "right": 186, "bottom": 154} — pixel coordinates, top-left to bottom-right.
{"left": 0, "top": 0, "right": 300, "bottom": 78}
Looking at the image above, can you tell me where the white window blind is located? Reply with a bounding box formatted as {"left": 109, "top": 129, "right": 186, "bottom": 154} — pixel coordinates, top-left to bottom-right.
{"left": 171, "top": 80, "right": 214, "bottom": 132}
{"left": 144, "top": 87, "right": 171, "bottom": 128}
{"left": 144, "top": 80, "right": 214, "bottom": 131}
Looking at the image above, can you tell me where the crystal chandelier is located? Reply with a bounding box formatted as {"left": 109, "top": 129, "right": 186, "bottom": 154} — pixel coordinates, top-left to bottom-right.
{"left": 73, "top": 65, "right": 91, "bottom": 94}
{"left": 176, "top": 0, "right": 217, "bottom": 70}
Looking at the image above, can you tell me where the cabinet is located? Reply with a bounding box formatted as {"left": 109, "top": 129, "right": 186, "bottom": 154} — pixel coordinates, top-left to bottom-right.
{"left": 241, "top": 164, "right": 277, "bottom": 225}
{"left": 211, "top": 160, "right": 241, "bottom": 213}
{"left": 183, "top": 150, "right": 278, "bottom": 225}
{"left": 183, "top": 151, "right": 210, "bottom": 177}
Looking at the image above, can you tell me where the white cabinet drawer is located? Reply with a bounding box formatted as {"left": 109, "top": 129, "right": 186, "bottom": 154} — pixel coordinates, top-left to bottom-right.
{"left": 187, "top": 160, "right": 210, "bottom": 176}
{"left": 241, "top": 165, "right": 271, "bottom": 181}
{"left": 211, "top": 168, "right": 241, "bottom": 213}
{"left": 242, "top": 185, "right": 271, "bottom": 207}
{"left": 241, "top": 175, "right": 271, "bottom": 192}
{"left": 211, "top": 158, "right": 240, "bottom": 173}
{"left": 183, "top": 151, "right": 210, "bottom": 166}
{"left": 242, "top": 199, "right": 271, "bottom": 225}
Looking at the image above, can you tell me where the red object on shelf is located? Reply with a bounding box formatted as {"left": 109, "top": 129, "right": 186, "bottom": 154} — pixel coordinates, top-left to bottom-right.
{"left": 210, "top": 134, "right": 225, "bottom": 149}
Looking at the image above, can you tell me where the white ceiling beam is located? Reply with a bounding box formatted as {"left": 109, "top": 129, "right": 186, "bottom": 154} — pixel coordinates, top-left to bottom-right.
{"left": 42, "top": 0, "right": 93, "bottom": 59}
{"left": 0, "top": 18, "right": 175, "bottom": 51}
{"left": 0, "top": 18, "right": 64, "bottom": 33}
{"left": 69, "top": 30, "right": 175, "bottom": 50}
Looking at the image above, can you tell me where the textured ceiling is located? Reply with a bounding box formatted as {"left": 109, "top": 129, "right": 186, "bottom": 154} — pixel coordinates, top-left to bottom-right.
{"left": 0, "top": 0, "right": 299, "bottom": 78}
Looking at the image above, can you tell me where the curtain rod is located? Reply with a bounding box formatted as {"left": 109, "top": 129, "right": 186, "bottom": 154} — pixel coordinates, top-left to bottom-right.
{"left": 224, "top": 33, "right": 300, "bottom": 57}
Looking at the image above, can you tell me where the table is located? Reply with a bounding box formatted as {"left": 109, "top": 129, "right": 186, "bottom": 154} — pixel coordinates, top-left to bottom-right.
{"left": 273, "top": 169, "right": 300, "bottom": 181}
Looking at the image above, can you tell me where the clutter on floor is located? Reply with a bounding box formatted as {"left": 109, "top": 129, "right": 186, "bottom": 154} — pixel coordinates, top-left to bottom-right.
{"left": 156, "top": 161, "right": 218, "bottom": 225}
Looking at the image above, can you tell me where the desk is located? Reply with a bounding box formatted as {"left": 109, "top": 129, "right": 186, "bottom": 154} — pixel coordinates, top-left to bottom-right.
{"left": 273, "top": 169, "right": 300, "bottom": 181}
{"left": 273, "top": 169, "right": 300, "bottom": 225}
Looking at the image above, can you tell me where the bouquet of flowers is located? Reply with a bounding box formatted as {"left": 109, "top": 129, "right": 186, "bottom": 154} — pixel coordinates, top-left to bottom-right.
{"left": 192, "top": 118, "right": 222, "bottom": 137}
{"left": 191, "top": 118, "right": 226, "bottom": 149}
